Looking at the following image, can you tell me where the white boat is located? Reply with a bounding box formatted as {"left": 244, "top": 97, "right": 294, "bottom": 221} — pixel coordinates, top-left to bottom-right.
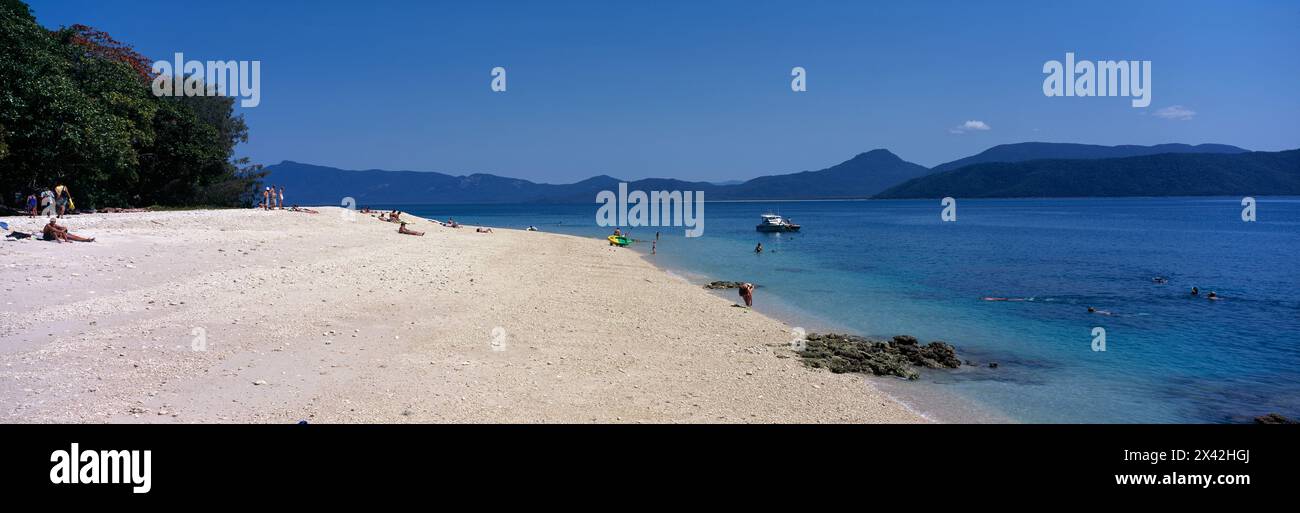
{"left": 755, "top": 213, "right": 800, "bottom": 232}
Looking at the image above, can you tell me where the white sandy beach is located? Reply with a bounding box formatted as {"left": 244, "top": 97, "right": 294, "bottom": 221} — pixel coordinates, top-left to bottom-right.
{"left": 0, "top": 208, "right": 926, "bottom": 423}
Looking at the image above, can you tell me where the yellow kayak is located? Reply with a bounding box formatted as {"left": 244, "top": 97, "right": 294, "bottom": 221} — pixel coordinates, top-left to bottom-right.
{"left": 607, "top": 235, "right": 630, "bottom": 247}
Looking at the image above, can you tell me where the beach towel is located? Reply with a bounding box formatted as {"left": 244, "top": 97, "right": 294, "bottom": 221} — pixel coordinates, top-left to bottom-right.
{"left": 0, "top": 221, "right": 8, "bottom": 231}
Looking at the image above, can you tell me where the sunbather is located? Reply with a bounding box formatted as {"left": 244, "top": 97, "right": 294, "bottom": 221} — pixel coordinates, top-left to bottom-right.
{"left": 397, "top": 222, "right": 424, "bottom": 236}
{"left": 42, "top": 218, "right": 94, "bottom": 243}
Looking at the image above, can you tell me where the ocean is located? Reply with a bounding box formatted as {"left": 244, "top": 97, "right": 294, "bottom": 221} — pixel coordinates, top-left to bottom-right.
{"left": 386, "top": 197, "right": 1300, "bottom": 423}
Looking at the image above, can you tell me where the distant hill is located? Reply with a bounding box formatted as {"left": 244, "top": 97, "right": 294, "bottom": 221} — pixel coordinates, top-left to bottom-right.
{"left": 930, "top": 142, "right": 1250, "bottom": 173}
{"left": 262, "top": 149, "right": 931, "bottom": 204}
{"left": 710, "top": 149, "right": 931, "bottom": 200}
{"left": 876, "top": 150, "right": 1300, "bottom": 199}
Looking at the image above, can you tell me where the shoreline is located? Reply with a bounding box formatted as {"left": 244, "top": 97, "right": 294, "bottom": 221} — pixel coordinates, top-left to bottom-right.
{"left": 1, "top": 207, "right": 932, "bottom": 423}
{"left": 628, "top": 236, "right": 1015, "bottom": 424}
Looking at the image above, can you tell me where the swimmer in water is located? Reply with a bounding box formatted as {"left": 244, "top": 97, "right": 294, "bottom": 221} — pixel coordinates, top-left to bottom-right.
{"left": 1087, "top": 306, "right": 1112, "bottom": 315}
{"left": 1207, "top": 291, "right": 1221, "bottom": 300}
{"left": 1190, "top": 286, "right": 1199, "bottom": 296}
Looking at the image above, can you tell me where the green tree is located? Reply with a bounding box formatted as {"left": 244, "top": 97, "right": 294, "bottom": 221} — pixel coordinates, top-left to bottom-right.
{"left": 0, "top": 0, "right": 261, "bottom": 208}
{"left": 0, "top": 3, "right": 136, "bottom": 206}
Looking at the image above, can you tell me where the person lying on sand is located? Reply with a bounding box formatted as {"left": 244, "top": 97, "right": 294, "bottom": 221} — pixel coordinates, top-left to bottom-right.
{"left": 476, "top": 227, "right": 493, "bottom": 233}
{"left": 447, "top": 218, "right": 461, "bottom": 228}
{"left": 389, "top": 211, "right": 403, "bottom": 223}
{"left": 288, "top": 205, "right": 319, "bottom": 214}
{"left": 397, "top": 222, "right": 424, "bottom": 236}
{"left": 42, "top": 218, "right": 94, "bottom": 243}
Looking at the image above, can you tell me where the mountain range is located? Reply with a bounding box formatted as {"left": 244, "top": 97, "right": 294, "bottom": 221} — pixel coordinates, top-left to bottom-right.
{"left": 263, "top": 148, "right": 931, "bottom": 204}
{"left": 927, "top": 142, "right": 1249, "bottom": 173}
{"left": 262, "top": 142, "right": 1299, "bottom": 204}
{"left": 878, "top": 149, "right": 1300, "bottom": 199}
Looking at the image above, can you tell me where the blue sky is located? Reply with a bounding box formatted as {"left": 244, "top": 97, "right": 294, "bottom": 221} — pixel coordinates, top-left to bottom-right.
{"left": 28, "top": 0, "right": 1300, "bottom": 183}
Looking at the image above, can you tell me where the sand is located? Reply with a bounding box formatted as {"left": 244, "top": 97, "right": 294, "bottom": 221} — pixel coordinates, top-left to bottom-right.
{"left": 0, "top": 208, "right": 927, "bottom": 423}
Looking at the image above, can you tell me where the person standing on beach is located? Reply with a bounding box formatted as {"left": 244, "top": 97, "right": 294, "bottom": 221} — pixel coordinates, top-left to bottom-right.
{"left": 54, "top": 182, "right": 72, "bottom": 217}
{"left": 25, "top": 193, "right": 37, "bottom": 217}
{"left": 262, "top": 187, "right": 271, "bottom": 210}
{"left": 277, "top": 186, "right": 285, "bottom": 209}
{"left": 739, "top": 282, "right": 755, "bottom": 307}
{"left": 39, "top": 187, "right": 54, "bottom": 216}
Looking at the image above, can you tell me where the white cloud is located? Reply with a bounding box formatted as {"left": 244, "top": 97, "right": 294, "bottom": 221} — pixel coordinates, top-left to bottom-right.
{"left": 950, "top": 120, "right": 991, "bottom": 134}
{"left": 1154, "top": 105, "right": 1196, "bottom": 121}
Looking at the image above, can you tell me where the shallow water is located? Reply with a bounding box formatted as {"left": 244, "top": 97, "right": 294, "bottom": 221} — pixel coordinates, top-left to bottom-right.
{"left": 391, "top": 198, "right": 1300, "bottom": 423}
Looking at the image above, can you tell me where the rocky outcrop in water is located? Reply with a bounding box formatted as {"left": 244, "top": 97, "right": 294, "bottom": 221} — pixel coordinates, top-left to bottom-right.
{"left": 797, "top": 333, "right": 961, "bottom": 380}
{"left": 1253, "top": 413, "right": 1298, "bottom": 424}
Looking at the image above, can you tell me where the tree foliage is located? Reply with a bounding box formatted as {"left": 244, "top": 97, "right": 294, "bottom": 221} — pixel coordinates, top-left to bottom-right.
{"left": 0, "top": 0, "right": 262, "bottom": 208}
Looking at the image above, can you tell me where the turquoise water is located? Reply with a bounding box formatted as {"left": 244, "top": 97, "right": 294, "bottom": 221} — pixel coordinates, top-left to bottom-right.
{"left": 390, "top": 198, "right": 1300, "bottom": 423}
